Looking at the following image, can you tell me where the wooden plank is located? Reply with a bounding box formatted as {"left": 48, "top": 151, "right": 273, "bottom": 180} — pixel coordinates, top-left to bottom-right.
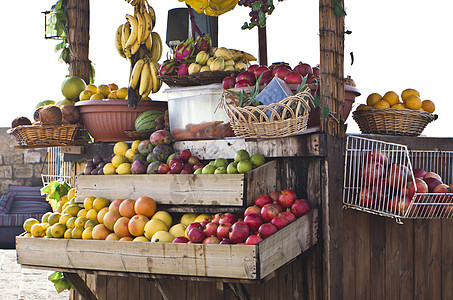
{"left": 75, "top": 160, "right": 277, "bottom": 208}
{"left": 427, "top": 219, "right": 442, "bottom": 300}
{"left": 413, "top": 220, "right": 428, "bottom": 300}
{"left": 369, "top": 214, "right": 386, "bottom": 300}
{"left": 354, "top": 211, "right": 370, "bottom": 300}
{"left": 342, "top": 210, "right": 356, "bottom": 300}
{"left": 398, "top": 220, "right": 414, "bottom": 300}
{"left": 153, "top": 278, "right": 177, "bottom": 300}
{"left": 64, "top": 272, "right": 98, "bottom": 300}
{"left": 385, "top": 218, "right": 401, "bottom": 299}
{"left": 106, "top": 275, "right": 118, "bottom": 300}
{"left": 442, "top": 219, "right": 453, "bottom": 300}
{"left": 94, "top": 275, "right": 107, "bottom": 300}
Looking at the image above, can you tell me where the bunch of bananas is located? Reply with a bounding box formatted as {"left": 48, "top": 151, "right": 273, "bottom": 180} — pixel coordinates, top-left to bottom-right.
{"left": 178, "top": 0, "right": 239, "bottom": 16}
{"left": 129, "top": 56, "right": 161, "bottom": 98}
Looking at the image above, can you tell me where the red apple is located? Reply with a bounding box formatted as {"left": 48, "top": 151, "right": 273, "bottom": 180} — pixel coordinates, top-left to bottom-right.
{"left": 168, "top": 157, "right": 184, "bottom": 167}
{"left": 361, "top": 162, "right": 385, "bottom": 184}
{"left": 407, "top": 178, "right": 429, "bottom": 198}
{"left": 192, "top": 162, "right": 205, "bottom": 171}
{"left": 358, "top": 187, "right": 374, "bottom": 207}
{"left": 170, "top": 161, "right": 184, "bottom": 174}
{"left": 433, "top": 183, "right": 452, "bottom": 194}
{"left": 247, "top": 64, "right": 259, "bottom": 75}
{"left": 179, "top": 149, "right": 191, "bottom": 162}
{"left": 293, "top": 62, "right": 313, "bottom": 77}
{"left": 158, "top": 164, "right": 170, "bottom": 174}
{"left": 425, "top": 177, "right": 443, "bottom": 193}
{"left": 387, "top": 164, "right": 408, "bottom": 187}
{"left": 389, "top": 195, "right": 412, "bottom": 215}
{"left": 222, "top": 76, "right": 236, "bottom": 89}
{"left": 413, "top": 168, "right": 427, "bottom": 179}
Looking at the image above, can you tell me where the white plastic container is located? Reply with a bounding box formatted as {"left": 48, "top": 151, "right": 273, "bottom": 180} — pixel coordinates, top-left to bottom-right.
{"left": 163, "top": 84, "right": 234, "bottom": 140}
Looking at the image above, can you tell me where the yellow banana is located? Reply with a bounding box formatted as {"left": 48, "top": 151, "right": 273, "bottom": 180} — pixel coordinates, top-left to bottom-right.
{"left": 150, "top": 32, "right": 162, "bottom": 62}
{"left": 115, "top": 24, "right": 125, "bottom": 58}
{"left": 149, "top": 60, "right": 160, "bottom": 93}
{"left": 129, "top": 58, "right": 146, "bottom": 89}
{"left": 144, "top": 35, "right": 152, "bottom": 51}
{"left": 146, "top": 4, "right": 156, "bottom": 29}
{"left": 142, "top": 7, "right": 153, "bottom": 37}
{"left": 139, "top": 60, "right": 151, "bottom": 96}
{"left": 141, "top": 61, "right": 154, "bottom": 98}
{"left": 125, "top": 14, "right": 138, "bottom": 48}
{"left": 121, "top": 22, "right": 132, "bottom": 58}
{"left": 229, "top": 49, "right": 257, "bottom": 62}
{"left": 136, "top": 11, "right": 146, "bottom": 45}
{"left": 242, "top": 52, "right": 257, "bottom": 62}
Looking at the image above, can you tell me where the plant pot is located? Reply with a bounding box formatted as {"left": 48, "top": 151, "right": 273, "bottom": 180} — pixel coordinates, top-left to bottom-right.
{"left": 75, "top": 99, "right": 168, "bottom": 142}
{"left": 307, "top": 85, "right": 360, "bottom": 127}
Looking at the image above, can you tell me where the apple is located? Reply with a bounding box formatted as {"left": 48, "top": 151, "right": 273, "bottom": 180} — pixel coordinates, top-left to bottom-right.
{"left": 187, "top": 156, "right": 200, "bottom": 166}
{"left": 366, "top": 149, "right": 388, "bottom": 165}
{"left": 179, "top": 149, "right": 191, "bottom": 162}
{"left": 407, "top": 178, "right": 429, "bottom": 198}
{"left": 359, "top": 187, "right": 374, "bottom": 207}
{"left": 361, "top": 162, "right": 385, "bottom": 183}
{"left": 424, "top": 171, "right": 442, "bottom": 182}
{"left": 413, "top": 168, "right": 427, "bottom": 179}
{"left": 247, "top": 64, "right": 260, "bottom": 75}
{"left": 168, "top": 157, "right": 183, "bottom": 167}
{"left": 387, "top": 164, "right": 408, "bottom": 187}
{"left": 192, "top": 162, "right": 205, "bottom": 171}
{"left": 158, "top": 164, "right": 170, "bottom": 174}
{"left": 425, "top": 177, "right": 443, "bottom": 193}
{"left": 433, "top": 183, "right": 452, "bottom": 194}
{"left": 170, "top": 161, "right": 184, "bottom": 174}
{"left": 389, "top": 195, "right": 412, "bottom": 214}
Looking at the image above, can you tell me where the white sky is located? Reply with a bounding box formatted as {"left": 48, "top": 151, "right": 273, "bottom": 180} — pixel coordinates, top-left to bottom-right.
{"left": 1, "top": 0, "right": 452, "bottom": 137}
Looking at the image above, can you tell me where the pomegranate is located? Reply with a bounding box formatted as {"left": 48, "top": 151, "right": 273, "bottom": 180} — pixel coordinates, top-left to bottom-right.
{"left": 202, "top": 236, "right": 220, "bottom": 244}
{"left": 282, "top": 211, "right": 296, "bottom": 223}
{"left": 244, "top": 205, "right": 261, "bottom": 217}
{"left": 236, "top": 71, "right": 256, "bottom": 85}
{"left": 216, "top": 223, "right": 232, "bottom": 239}
{"left": 260, "top": 203, "right": 280, "bottom": 222}
{"left": 290, "top": 199, "right": 311, "bottom": 217}
{"left": 278, "top": 189, "right": 297, "bottom": 208}
{"left": 187, "top": 227, "right": 206, "bottom": 243}
{"left": 219, "top": 213, "right": 237, "bottom": 225}
{"left": 245, "top": 234, "right": 262, "bottom": 245}
{"left": 179, "top": 149, "right": 191, "bottom": 162}
{"left": 271, "top": 64, "right": 291, "bottom": 77}
{"left": 222, "top": 76, "right": 236, "bottom": 89}
{"left": 413, "top": 168, "right": 427, "bottom": 179}
{"left": 247, "top": 64, "right": 259, "bottom": 75}
{"left": 274, "top": 67, "right": 291, "bottom": 80}
{"left": 254, "top": 194, "right": 273, "bottom": 208}
{"left": 284, "top": 71, "right": 302, "bottom": 85}
{"left": 200, "top": 219, "right": 210, "bottom": 227}
{"left": 220, "top": 238, "right": 233, "bottom": 244}
{"left": 229, "top": 220, "right": 250, "bottom": 244}
{"left": 267, "top": 191, "right": 280, "bottom": 202}
{"left": 272, "top": 201, "right": 283, "bottom": 213}
{"left": 244, "top": 213, "right": 263, "bottom": 233}
{"left": 211, "top": 213, "right": 222, "bottom": 224}
{"left": 271, "top": 214, "right": 289, "bottom": 230}
{"left": 253, "top": 65, "right": 270, "bottom": 80}
{"left": 235, "top": 79, "right": 253, "bottom": 88}
{"left": 172, "top": 236, "right": 189, "bottom": 243}
{"left": 258, "top": 223, "right": 277, "bottom": 239}
{"left": 203, "top": 222, "right": 219, "bottom": 236}
{"left": 185, "top": 222, "right": 202, "bottom": 237}
{"left": 293, "top": 62, "right": 313, "bottom": 77}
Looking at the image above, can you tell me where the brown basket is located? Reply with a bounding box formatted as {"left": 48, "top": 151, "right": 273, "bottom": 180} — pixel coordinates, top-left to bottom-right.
{"left": 7, "top": 124, "right": 79, "bottom": 147}
{"left": 219, "top": 89, "right": 312, "bottom": 138}
{"left": 159, "top": 70, "right": 239, "bottom": 87}
{"left": 124, "top": 129, "right": 154, "bottom": 140}
{"left": 352, "top": 108, "right": 437, "bottom": 136}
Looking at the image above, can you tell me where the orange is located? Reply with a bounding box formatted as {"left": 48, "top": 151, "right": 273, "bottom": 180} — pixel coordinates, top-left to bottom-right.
{"left": 391, "top": 103, "right": 407, "bottom": 109}
{"left": 366, "top": 93, "right": 382, "bottom": 106}
{"left": 421, "top": 100, "right": 435, "bottom": 113}
{"left": 401, "top": 88, "right": 420, "bottom": 103}
{"left": 374, "top": 100, "right": 390, "bottom": 109}
{"left": 356, "top": 104, "right": 373, "bottom": 110}
{"left": 134, "top": 196, "right": 156, "bottom": 218}
{"left": 382, "top": 91, "right": 400, "bottom": 106}
{"left": 405, "top": 95, "right": 422, "bottom": 110}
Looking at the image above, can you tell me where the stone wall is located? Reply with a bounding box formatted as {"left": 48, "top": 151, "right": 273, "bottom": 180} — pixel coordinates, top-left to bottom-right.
{"left": 0, "top": 127, "right": 46, "bottom": 194}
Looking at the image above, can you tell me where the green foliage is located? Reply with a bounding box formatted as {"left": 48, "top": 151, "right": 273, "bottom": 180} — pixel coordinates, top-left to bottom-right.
{"left": 332, "top": 0, "right": 346, "bottom": 17}
{"left": 40, "top": 180, "right": 71, "bottom": 208}
{"left": 48, "top": 271, "right": 73, "bottom": 294}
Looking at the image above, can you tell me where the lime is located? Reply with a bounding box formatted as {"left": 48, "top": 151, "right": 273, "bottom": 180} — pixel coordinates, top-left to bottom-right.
{"left": 202, "top": 165, "right": 216, "bottom": 174}
{"left": 227, "top": 162, "right": 238, "bottom": 174}
{"left": 237, "top": 160, "right": 253, "bottom": 173}
{"left": 250, "top": 153, "right": 265, "bottom": 167}
{"left": 234, "top": 149, "right": 250, "bottom": 162}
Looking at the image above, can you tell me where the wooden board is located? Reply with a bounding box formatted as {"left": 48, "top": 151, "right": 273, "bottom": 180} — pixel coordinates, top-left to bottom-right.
{"left": 16, "top": 209, "right": 317, "bottom": 280}
{"left": 75, "top": 160, "right": 277, "bottom": 208}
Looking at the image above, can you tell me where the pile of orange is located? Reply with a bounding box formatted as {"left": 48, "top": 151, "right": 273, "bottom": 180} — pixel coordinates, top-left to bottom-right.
{"left": 357, "top": 88, "right": 435, "bottom": 113}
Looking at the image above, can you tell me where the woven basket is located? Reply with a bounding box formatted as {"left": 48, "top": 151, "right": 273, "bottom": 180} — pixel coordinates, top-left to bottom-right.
{"left": 124, "top": 129, "right": 154, "bottom": 140}
{"left": 352, "top": 108, "right": 437, "bottom": 136}
{"left": 7, "top": 124, "right": 79, "bottom": 147}
{"left": 159, "top": 70, "right": 239, "bottom": 87}
{"left": 219, "top": 89, "right": 312, "bottom": 138}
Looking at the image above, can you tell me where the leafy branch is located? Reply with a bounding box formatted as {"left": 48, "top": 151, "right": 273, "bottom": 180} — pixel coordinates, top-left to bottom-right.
{"left": 49, "top": 271, "right": 74, "bottom": 294}
{"left": 40, "top": 180, "right": 71, "bottom": 210}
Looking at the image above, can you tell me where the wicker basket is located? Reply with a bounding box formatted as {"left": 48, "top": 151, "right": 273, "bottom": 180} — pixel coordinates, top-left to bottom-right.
{"left": 219, "top": 89, "right": 312, "bottom": 138}
{"left": 159, "top": 70, "right": 239, "bottom": 87}
{"left": 352, "top": 108, "right": 437, "bottom": 136}
{"left": 124, "top": 129, "right": 154, "bottom": 140}
{"left": 7, "top": 124, "right": 79, "bottom": 147}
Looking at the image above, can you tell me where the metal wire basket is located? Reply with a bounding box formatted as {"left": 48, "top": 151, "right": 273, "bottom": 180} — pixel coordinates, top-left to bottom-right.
{"left": 343, "top": 136, "right": 453, "bottom": 223}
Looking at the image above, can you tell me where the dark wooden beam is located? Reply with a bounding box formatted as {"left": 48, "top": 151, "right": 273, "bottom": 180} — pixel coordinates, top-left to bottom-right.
{"left": 258, "top": 26, "right": 267, "bottom": 66}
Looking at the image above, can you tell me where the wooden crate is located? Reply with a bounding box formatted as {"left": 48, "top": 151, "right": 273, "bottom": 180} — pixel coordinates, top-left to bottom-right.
{"left": 75, "top": 160, "right": 278, "bottom": 209}
{"left": 16, "top": 209, "right": 317, "bottom": 280}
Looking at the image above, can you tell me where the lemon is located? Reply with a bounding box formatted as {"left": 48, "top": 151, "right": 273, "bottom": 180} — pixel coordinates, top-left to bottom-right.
{"left": 405, "top": 95, "right": 422, "bottom": 110}
{"left": 23, "top": 218, "right": 39, "bottom": 233}
{"left": 66, "top": 217, "right": 77, "bottom": 229}
{"left": 48, "top": 212, "right": 62, "bottom": 226}
{"left": 421, "top": 100, "right": 435, "bottom": 113}
{"left": 374, "top": 100, "right": 390, "bottom": 109}
{"left": 90, "top": 92, "right": 104, "bottom": 100}
{"left": 67, "top": 188, "right": 76, "bottom": 201}
{"left": 51, "top": 223, "right": 66, "bottom": 238}
{"left": 151, "top": 231, "right": 174, "bottom": 243}
{"left": 97, "top": 84, "right": 111, "bottom": 98}
{"left": 75, "top": 216, "right": 88, "bottom": 228}
{"left": 144, "top": 219, "right": 168, "bottom": 240}
{"left": 180, "top": 213, "right": 198, "bottom": 226}
{"left": 366, "top": 93, "right": 382, "bottom": 106}
{"left": 169, "top": 223, "right": 186, "bottom": 238}
{"left": 108, "top": 83, "right": 119, "bottom": 91}
{"left": 117, "top": 87, "right": 128, "bottom": 99}
{"left": 31, "top": 223, "right": 45, "bottom": 237}
{"left": 82, "top": 227, "right": 93, "bottom": 239}
{"left": 46, "top": 227, "right": 53, "bottom": 238}
{"left": 93, "top": 197, "right": 110, "bottom": 212}
{"left": 85, "top": 84, "right": 98, "bottom": 94}
{"left": 62, "top": 204, "right": 81, "bottom": 217}
{"left": 108, "top": 91, "right": 118, "bottom": 99}
{"left": 84, "top": 219, "right": 99, "bottom": 228}
{"left": 103, "top": 163, "right": 116, "bottom": 175}
{"left": 114, "top": 142, "right": 129, "bottom": 156}
{"left": 86, "top": 208, "right": 98, "bottom": 220}
{"left": 64, "top": 228, "right": 73, "bottom": 239}
{"left": 79, "top": 90, "right": 93, "bottom": 101}
{"left": 59, "top": 213, "right": 73, "bottom": 225}
{"left": 133, "top": 236, "right": 150, "bottom": 242}
{"left": 401, "top": 88, "right": 420, "bottom": 103}
{"left": 77, "top": 208, "right": 88, "bottom": 218}
{"left": 194, "top": 213, "right": 211, "bottom": 224}
{"left": 391, "top": 103, "right": 407, "bottom": 109}
{"left": 41, "top": 212, "right": 52, "bottom": 223}
{"left": 71, "top": 226, "right": 84, "bottom": 239}
{"left": 112, "top": 154, "right": 127, "bottom": 168}
{"left": 125, "top": 148, "right": 138, "bottom": 163}
{"left": 116, "top": 162, "right": 132, "bottom": 175}
{"left": 382, "top": 91, "right": 400, "bottom": 106}
{"left": 131, "top": 140, "right": 141, "bottom": 152}
{"left": 152, "top": 211, "right": 173, "bottom": 229}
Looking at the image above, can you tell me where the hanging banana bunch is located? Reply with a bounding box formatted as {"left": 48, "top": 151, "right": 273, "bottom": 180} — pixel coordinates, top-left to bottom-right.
{"left": 178, "top": 0, "right": 239, "bottom": 17}
{"left": 116, "top": 0, "right": 163, "bottom": 107}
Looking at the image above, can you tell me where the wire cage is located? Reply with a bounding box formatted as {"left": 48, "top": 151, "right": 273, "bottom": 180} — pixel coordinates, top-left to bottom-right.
{"left": 41, "top": 147, "right": 72, "bottom": 186}
{"left": 343, "top": 136, "right": 453, "bottom": 223}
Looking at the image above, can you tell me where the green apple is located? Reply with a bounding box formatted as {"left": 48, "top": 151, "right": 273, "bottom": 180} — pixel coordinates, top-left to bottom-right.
{"left": 250, "top": 153, "right": 265, "bottom": 167}
{"left": 234, "top": 149, "right": 250, "bottom": 162}
{"left": 208, "top": 161, "right": 216, "bottom": 166}
{"left": 202, "top": 165, "right": 216, "bottom": 174}
{"left": 227, "top": 162, "right": 238, "bottom": 174}
{"left": 237, "top": 160, "right": 253, "bottom": 174}
{"left": 214, "top": 167, "right": 227, "bottom": 174}
{"left": 194, "top": 168, "right": 203, "bottom": 174}
{"left": 214, "top": 158, "right": 228, "bottom": 168}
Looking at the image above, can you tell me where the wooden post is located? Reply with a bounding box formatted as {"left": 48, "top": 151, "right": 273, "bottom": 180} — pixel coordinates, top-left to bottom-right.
{"left": 66, "top": 0, "right": 91, "bottom": 83}
{"left": 258, "top": 27, "right": 267, "bottom": 66}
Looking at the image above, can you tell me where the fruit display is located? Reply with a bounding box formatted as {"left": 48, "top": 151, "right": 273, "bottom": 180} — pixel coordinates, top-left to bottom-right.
{"left": 357, "top": 88, "right": 436, "bottom": 113}
{"left": 158, "top": 34, "right": 256, "bottom": 77}
{"left": 78, "top": 83, "right": 129, "bottom": 101}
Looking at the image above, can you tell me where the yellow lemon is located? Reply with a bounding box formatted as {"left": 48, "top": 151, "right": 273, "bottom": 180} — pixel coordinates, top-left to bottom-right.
{"left": 51, "top": 223, "right": 66, "bottom": 238}
{"left": 180, "top": 213, "right": 198, "bottom": 226}
{"left": 48, "top": 212, "right": 62, "bottom": 226}
{"left": 108, "top": 83, "right": 119, "bottom": 91}
{"left": 71, "top": 226, "right": 84, "bottom": 239}
{"left": 374, "top": 100, "right": 390, "bottom": 109}
{"left": 133, "top": 236, "right": 150, "bottom": 242}
{"left": 59, "top": 213, "right": 73, "bottom": 225}
{"left": 90, "top": 92, "right": 104, "bottom": 100}
{"left": 103, "top": 163, "right": 116, "bottom": 175}
{"left": 391, "top": 103, "right": 407, "bottom": 109}
{"left": 31, "top": 223, "right": 45, "bottom": 237}
{"left": 79, "top": 90, "right": 93, "bottom": 101}
{"left": 131, "top": 140, "right": 141, "bottom": 152}
{"left": 67, "top": 188, "right": 76, "bottom": 201}
{"left": 114, "top": 142, "right": 129, "bottom": 156}
{"left": 194, "top": 213, "right": 211, "bottom": 224}
{"left": 401, "top": 88, "right": 420, "bottom": 103}
{"left": 59, "top": 195, "right": 69, "bottom": 205}
{"left": 382, "top": 91, "right": 400, "bottom": 106}
{"left": 152, "top": 211, "right": 173, "bottom": 229}
{"left": 421, "top": 100, "right": 435, "bottom": 113}
{"left": 405, "top": 95, "right": 422, "bottom": 110}
{"left": 82, "top": 227, "right": 93, "bottom": 239}
{"left": 46, "top": 227, "right": 53, "bottom": 238}
{"left": 84, "top": 219, "right": 99, "bottom": 229}
{"left": 112, "top": 154, "right": 127, "bottom": 168}
{"left": 23, "top": 218, "right": 39, "bottom": 233}
{"left": 93, "top": 197, "right": 110, "bottom": 212}
{"left": 108, "top": 91, "right": 118, "bottom": 99}
{"left": 75, "top": 216, "right": 88, "bottom": 228}
{"left": 144, "top": 219, "right": 168, "bottom": 240}
{"left": 117, "top": 87, "right": 128, "bottom": 99}
{"left": 151, "top": 231, "right": 174, "bottom": 243}
{"left": 64, "top": 228, "right": 73, "bottom": 239}
{"left": 83, "top": 196, "right": 96, "bottom": 210}
{"left": 77, "top": 208, "right": 88, "bottom": 218}
{"left": 97, "top": 84, "right": 111, "bottom": 98}
{"left": 366, "top": 93, "right": 382, "bottom": 106}
{"left": 66, "top": 217, "right": 77, "bottom": 229}
{"left": 125, "top": 148, "right": 138, "bottom": 163}
{"left": 62, "top": 204, "right": 81, "bottom": 217}
{"left": 85, "top": 84, "right": 97, "bottom": 94}
{"left": 41, "top": 212, "right": 52, "bottom": 223}
{"left": 169, "top": 223, "right": 186, "bottom": 238}
{"left": 116, "top": 162, "right": 132, "bottom": 175}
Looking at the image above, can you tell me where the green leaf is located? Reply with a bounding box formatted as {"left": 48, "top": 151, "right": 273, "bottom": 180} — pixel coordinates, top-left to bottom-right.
{"left": 313, "top": 95, "right": 321, "bottom": 108}
{"left": 321, "top": 106, "right": 331, "bottom": 119}
{"left": 258, "top": 12, "right": 266, "bottom": 27}
{"left": 252, "top": 1, "right": 262, "bottom": 11}
{"left": 49, "top": 271, "right": 74, "bottom": 294}
{"left": 48, "top": 271, "right": 63, "bottom": 281}
{"left": 332, "top": 0, "right": 347, "bottom": 17}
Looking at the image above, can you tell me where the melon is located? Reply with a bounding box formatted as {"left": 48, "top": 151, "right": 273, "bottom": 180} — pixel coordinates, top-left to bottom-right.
{"left": 35, "top": 100, "right": 56, "bottom": 109}
{"left": 135, "top": 110, "right": 164, "bottom": 131}
{"left": 61, "top": 76, "right": 86, "bottom": 100}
